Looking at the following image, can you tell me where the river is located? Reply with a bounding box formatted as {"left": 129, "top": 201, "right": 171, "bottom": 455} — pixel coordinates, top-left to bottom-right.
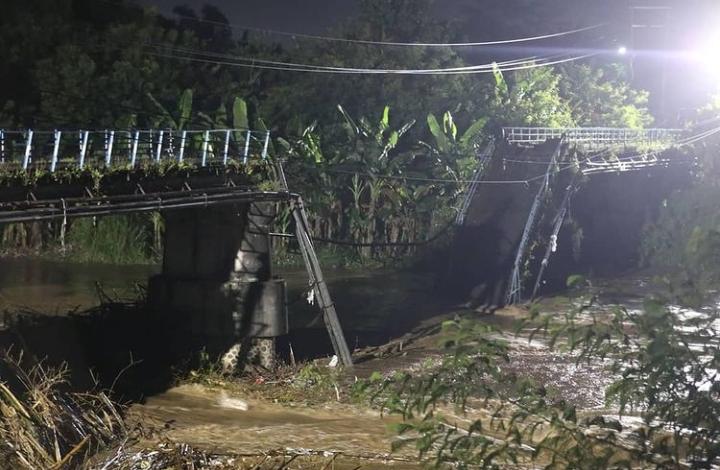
{"left": 0, "top": 258, "right": 715, "bottom": 467}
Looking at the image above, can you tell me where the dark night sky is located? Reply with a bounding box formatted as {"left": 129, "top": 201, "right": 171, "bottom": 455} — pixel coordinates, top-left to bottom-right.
{"left": 138, "top": 0, "right": 617, "bottom": 38}
{"left": 138, "top": 0, "right": 713, "bottom": 37}
{"left": 141, "top": 0, "right": 358, "bottom": 34}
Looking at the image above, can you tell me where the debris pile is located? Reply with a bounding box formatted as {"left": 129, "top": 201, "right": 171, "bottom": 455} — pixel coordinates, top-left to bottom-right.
{"left": 0, "top": 353, "right": 126, "bottom": 469}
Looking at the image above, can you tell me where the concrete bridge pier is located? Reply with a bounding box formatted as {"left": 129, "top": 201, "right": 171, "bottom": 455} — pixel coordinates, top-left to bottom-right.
{"left": 148, "top": 201, "right": 287, "bottom": 373}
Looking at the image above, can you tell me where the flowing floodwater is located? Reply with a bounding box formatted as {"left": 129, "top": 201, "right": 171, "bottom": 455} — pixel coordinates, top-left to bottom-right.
{"left": 0, "top": 258, "right": 440, "bottom": 337}
{"left": 130, "top": 384, "right": 419, "bottom": 468}
{"left": 1, "top": 259, "right": 716, "bottom": 466}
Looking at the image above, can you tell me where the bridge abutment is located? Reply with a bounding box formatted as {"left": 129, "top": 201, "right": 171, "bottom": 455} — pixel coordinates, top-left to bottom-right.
{"left": 148, "top": 202, "right": 287, "bottom": 372}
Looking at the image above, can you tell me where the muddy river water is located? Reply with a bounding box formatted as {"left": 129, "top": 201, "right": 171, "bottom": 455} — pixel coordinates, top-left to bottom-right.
{"left": 0, "top": 259, "right": 714, "bottom": 467}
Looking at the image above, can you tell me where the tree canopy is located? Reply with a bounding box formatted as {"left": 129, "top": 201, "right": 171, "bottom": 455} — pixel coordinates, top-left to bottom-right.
{"left": 0, "top": 0, "right": 654, "bottom": 134}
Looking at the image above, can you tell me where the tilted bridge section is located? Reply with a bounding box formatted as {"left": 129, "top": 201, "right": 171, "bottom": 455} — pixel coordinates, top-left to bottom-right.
{"left": 455, "top": 126, "right": 696, "bottom": 307}
{"left": 503, "top": 126, "right": 685, "bottom": 174}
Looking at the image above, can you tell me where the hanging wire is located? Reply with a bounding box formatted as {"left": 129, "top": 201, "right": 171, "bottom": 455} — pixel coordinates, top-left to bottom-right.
{"left": 146, "top": 41, "right": 547, "bottom": 73}
{"left": 149, "top": 46, "right": 599, "bottom": 75}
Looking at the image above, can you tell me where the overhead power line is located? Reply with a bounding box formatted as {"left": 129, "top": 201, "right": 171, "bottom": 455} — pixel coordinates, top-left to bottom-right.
{"left": 255, "top": 24, "right": 607, "bottom": 48}
{"left": 148, "top": 44, "right": 599, "bottom": 75}
{"left": 168, "top": 15, "right": 606, "bottom": 48}
{"left": 149, "top": 41, "right": 546, "bottom": 73}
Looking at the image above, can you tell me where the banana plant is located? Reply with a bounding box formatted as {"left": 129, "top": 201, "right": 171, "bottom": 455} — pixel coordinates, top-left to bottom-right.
{"left": 422, "top": 110, "right": 488, "bottom": 184}
{"left": 338, "top": 104, "right": 415, "bottom": 163}
{"left": 424, "top": 111, "right": 487, "bottom": 156}
{"left": 147, "top": 88, "right": 193, "bottom": 130}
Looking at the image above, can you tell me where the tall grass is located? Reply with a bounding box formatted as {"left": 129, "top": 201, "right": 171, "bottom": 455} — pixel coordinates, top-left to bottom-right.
{"left": 66, "top": 214, "right": 159, "bottom": 265}
{"left": 0, "top": 353, "right": 126, "bottom": 469}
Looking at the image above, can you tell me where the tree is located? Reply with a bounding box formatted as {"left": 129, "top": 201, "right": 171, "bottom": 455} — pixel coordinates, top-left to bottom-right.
{"left": 259, "top": 0, "right": 478, "bottom": 139}
{"left": 559, "top": 64, "right": 653, "bottom": 128}
{"left": 485, "top": 64, "right": 575, "bottom": 127}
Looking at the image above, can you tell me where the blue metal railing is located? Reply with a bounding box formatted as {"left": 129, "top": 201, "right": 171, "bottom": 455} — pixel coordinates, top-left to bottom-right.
{"left": 0, "top": 128, "right": 271, "bottom": 172}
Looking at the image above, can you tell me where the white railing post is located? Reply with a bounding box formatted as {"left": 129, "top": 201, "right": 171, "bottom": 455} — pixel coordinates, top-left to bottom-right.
{"left": 0, "top": 129, "right": 4, "bottom": 163}
{"left": 155, "top": 129, "right": 164, "bottom": 162}
{"left": 179, "top": 130, "right": 187, "bottom": 162}
{"left": 79, "top": 130, "right": 89, "bottom": 169}
{"left": 131, "top": 130, "right": 140, "bottom": 168}
{"left": 51, "top": 130, "right": 62, "bottom": 173}
{"left": 223, "top": 129, "right": 231, "bottom": 165}
{"left": 261, "top": 130, "right": 270, "bottom": 159}
{"left": 201, "top": 130, "right": 210, "bottom": 167}
{"left": 243, "top": 130, "right": 251, "bottom": 164}
{"left": 22, "top": 129, "right": 33, "bottom": 170}
{"left": 105, "top": 130, "right": 115, "bottom": 167}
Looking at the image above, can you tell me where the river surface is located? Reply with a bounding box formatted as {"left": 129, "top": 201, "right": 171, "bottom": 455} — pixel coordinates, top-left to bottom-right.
{"left": 0, "top": 258, "right": 159, "bottom": 313}
{"left": 1, "top": 258, "right": 716, "bottom": 467}
{"left": 0, "top": 258, "right": 443, "bottom": 353}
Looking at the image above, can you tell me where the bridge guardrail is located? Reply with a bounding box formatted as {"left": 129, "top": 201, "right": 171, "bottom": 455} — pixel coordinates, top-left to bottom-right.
{"left": 0, "top": 128, "right": 271, "bottom": 172}
{"left": 502, "top": 127, "right": 683, "bottom": 147}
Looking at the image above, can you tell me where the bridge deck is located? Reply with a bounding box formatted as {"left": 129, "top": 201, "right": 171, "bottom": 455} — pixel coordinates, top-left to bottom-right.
{"left": 0, "top": 127, "right": 280, "bottom": 221}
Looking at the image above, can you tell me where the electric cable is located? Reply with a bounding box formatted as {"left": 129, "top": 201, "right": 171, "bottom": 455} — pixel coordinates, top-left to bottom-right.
{"left": 309, "top": 216, "right": 457, "bottom": 248}
{"left": 147, "top": 41, "right": 547, "bottom": 74}
{"left": 148, "top": 47, "right": 598, "bottom": 75}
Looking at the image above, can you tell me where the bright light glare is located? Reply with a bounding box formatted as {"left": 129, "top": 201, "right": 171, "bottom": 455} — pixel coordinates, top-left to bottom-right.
{"left": 688, "top": 31, "right": 720, "bottom": 79}
{"left": 617, "top": 45, "right": 628, "bottom": 56}
{"left": 689, "top": 47, "right": 720, "bottom": 79}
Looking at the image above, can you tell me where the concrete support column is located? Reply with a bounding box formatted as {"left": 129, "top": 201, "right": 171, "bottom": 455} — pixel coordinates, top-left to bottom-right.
{"left": 148, "top": 202, "right": 286, "bottom": 373}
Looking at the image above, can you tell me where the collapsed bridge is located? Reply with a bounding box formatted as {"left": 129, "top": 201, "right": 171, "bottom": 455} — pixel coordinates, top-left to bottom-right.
{"left": 0, "top": 124, "right": 705, "bottom": 369}
{"left": 452, "top": 126, "right": 699, "bottom": 307}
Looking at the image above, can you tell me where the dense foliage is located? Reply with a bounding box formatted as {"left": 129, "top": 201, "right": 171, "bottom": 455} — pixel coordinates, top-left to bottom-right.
{"left": 0, "top": 0, "right": 654, "bottom": 263}
{"left": 640, "top": 110, "right": 720, "bottom": 302}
